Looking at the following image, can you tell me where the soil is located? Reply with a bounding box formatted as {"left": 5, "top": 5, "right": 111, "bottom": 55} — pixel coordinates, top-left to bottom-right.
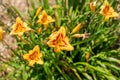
{"left": 0, "top": 0, "right": 55, "bottom": 57}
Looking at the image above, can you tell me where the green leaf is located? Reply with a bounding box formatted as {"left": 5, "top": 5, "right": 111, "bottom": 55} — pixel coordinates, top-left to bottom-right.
{"left": 43, "top": 62, "right": 52, "bottom": 76}
{"left": 82, "top": 73, "right": 93, "bottom": 80}
{"left": 43, "top": 0, "right": 50, "bottom": 9}
{"left": 107, "top": 57, "right": 120, "bottom": 64}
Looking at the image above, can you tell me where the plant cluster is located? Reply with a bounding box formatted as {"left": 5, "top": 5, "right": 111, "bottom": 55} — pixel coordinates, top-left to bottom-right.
{"left": 0, "top": 0, "right": 120, "bottom": 80}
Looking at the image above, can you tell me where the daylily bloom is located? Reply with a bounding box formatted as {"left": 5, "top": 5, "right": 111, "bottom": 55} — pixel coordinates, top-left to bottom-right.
{"left": 71, "top": 23, "right": 82, "bottom": 34}
{"left": 0, "top": 27, "right": 4, "bottom": 40}
{"left": 10, "top": 17, "right": 31, "bottom": 37}
{"left": 99, "top": 0, "right": 119, "bottom": 21}
{"left": 90, "top": 1, "right": 96, "bottom": 12}
{"left": 23, "top": 45, "right": 43, "bottom": 66}
{"left": 37, "top": 10, "right": 55, "bottom": 29}
{"left": 47, "top": 27, "right": 74, "bottom": 52}
{"left": 72, "top": 33, "right": 90, "bottom": 39}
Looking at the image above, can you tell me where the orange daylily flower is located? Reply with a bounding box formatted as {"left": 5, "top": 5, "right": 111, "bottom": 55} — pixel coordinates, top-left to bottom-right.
{"left": 10, "top": 17, "right": 31, "bottom": 37}
{"left": 23, "top": 45, "right": 43, "bottom": 66}
{"left": 71, "top": 23, "right": 82, "bottom": 34}
{"left": 0, "top": 27, "right": 4, "bottom": 40}
{"left": 99, "top": 0, "right": 119, "bottom": 21}
{"left": 37, "top": 10, "right": 55, "bottom": 29}
{"left": 47, "top": 27, "right": 74, "bottom": 52}
{"left": 90, "top": 1, "right": 96, "bottom": 12}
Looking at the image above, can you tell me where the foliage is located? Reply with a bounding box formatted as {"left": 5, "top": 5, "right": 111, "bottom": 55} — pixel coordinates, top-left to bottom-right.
{"left": 0, "top": 0, "right": 120, "bottom": 80}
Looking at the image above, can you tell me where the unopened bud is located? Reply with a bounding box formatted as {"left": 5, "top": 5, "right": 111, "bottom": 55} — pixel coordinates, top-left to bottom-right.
{"left": 71, "top": 23, "right": 82, "bottom": 34}
{"left": 90, "top": 1, "right": 96, "bottom": 12}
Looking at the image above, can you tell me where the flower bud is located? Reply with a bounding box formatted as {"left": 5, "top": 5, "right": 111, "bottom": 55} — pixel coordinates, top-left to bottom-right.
{"left": 71, "top": 23, "right": 82, "bottom": 34}
{"left": 90, "top": 1, "right": 96, "bottom": 12}
{"left": 38, "top": 27, "right": 42, "bottom": 34}
{"left": 36, "top": 6, "right": 42, "bottom": 17}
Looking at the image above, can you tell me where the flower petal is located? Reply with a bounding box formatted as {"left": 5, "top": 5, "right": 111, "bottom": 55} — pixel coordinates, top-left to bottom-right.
{"left": 0, "top": 27, "right": 3, "bottom": 40}
{"left": 58, "top": 26, "right": 66, "bottom": 37}
{"left": 104, "top": 16, "right": 110, "bottom": 21}
{"left": 54, "top": 46, "right": 61, "bottom": 52}
{"left": 23, "top": 54, "right": 30, "bottom": 61}
{"left": 33, "top": 45, "right": 42, "bottom": 57}
{"left": 37, "top": 59, "right": 44, "bottom": 64}
{"left": 60, "top": 37, "right": 74, "bottom": 51}
{"left": 29, "top": 60, "right": 35, "bottom": 66}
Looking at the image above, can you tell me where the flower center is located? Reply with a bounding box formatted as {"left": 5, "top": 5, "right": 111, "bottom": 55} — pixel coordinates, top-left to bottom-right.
{"left": 14, "top": 23, "right": 25, "bottom": 32}
{"left": 41, "top": 14, "right": 47, "bottom": 23}
{"left": 103, "top": 5, "right": 110, "bottom": 14}
{"left": 29, "top": 51, "right": 39, "bottom": 61}
{"left": 52, "top": 33, "right": 67, "bottom": 47}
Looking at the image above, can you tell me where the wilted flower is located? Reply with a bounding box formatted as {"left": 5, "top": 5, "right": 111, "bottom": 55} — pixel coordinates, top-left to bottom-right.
{"left": 47, "top": 27, "right": 74, "bottom": 52}
{"left": 0, "top": 27, "right": 4, "bottom": 40}
{"left": 99, "top": 0, "right": 119, "bottom": 21}
{"left": 23, "top": 45, "right": 43, "bottom": 66}
{"left": 71, "top": 33, "right": 90, "bottom": 39}
{"left": 51, "top": 5, "right": 61, "bottom": 9}
{"left": 10, "top": 17, "right": 31, "bottom": 37}
{"left": 37, "top": 10, "right": 55, "bottom": 29}
{"left": 90, "top": 1, "right": 96, "bottom": 12}
{"left": 71, "top": 23, "right": 82, "bottom": 34}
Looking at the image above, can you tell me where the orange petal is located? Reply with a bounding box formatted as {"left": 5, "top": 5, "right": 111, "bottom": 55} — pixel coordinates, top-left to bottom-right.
{"left": 110, "top": 12, "right": 119, "bottom": 18}
{"left": 60, "top": 44, "right": 74, "bottom": 51}
{"left": 33, "top": 45, "right": 42, "bottom": 57}
{"left": 104, "top": 16, "right": 110, "bottom": 21}
{"left": 37, "top": 59, "right": 44, "bottom": 64}
{"left": 54, "top": 46, "right": 61, "bottom": 52}
{"left": 29, "top": 60, "right": 35, "bottom": 66}
{"left": 0, "top": 27, "right": 3, "bottom": 40}
{"left": 47, "top": 39, "right": 56, "bottom": 47}
{"left": 60, "top": 37, "right": 74, "bottom": 51}
{"left": 58, "top": 26, "right": 66, "bottom": 37}
{"left": 23, "top": 54, "right": 30, "bottom": 61}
